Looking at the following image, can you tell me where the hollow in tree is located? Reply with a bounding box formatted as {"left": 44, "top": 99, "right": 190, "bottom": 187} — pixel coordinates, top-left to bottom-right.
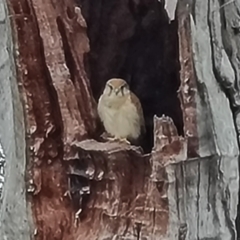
{"left": 0, "top": 0, "right": 239, "bottom": 239}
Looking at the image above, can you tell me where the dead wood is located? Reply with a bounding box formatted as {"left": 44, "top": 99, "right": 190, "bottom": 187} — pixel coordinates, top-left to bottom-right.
{"left": 0, "top": 0, "right": 239, "bottom": 239}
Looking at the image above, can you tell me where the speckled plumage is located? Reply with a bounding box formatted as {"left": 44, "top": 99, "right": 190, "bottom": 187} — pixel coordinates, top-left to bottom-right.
{"left": 97, "top": 78, "right": 145, "bottom": 143}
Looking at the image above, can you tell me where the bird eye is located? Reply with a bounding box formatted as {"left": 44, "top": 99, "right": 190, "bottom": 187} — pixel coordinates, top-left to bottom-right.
{"left": 120, "top": 85, "right": 125, "bottom": 96}
{"left": 107, "top": 84, "right": 113, "bottom": 95}
{"left": 108, "top": 85, "right": 113, "bottom": 91}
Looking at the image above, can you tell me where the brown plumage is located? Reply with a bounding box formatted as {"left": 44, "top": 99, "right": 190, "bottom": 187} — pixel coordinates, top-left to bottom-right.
{"left": 97, "top": 78, "right": 145, "bottom": 144}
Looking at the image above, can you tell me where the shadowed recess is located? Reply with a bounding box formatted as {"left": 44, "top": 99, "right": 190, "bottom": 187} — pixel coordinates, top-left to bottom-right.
{"left": 77, "top": 0, "right": 183, "bottom": 153}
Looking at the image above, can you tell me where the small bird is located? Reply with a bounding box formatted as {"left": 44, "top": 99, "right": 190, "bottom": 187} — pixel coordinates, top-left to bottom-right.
{"left": 97, "top": 78, "right": 145, "bottom": 144}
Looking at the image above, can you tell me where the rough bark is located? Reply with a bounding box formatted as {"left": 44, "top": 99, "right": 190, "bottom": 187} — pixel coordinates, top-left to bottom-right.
{"left": 0, "top": 0, "right": 239, "bottom": 240}
{"left": 0, "top": 1, "right": 33, "bottom": 239}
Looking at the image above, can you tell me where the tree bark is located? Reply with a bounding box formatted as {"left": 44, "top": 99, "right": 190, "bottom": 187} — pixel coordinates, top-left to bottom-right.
{"left": 0, "top": 0, "right": 239, "bottom": 240}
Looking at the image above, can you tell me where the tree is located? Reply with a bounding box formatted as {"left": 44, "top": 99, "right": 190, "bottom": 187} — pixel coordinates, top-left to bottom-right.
{"left": 0, "top": 0, "right": 239, "bottom": 239}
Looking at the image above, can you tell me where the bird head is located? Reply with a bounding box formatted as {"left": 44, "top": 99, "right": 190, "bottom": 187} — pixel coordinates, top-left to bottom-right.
{"left": 103, "top": 78, "right": 130, "bottom": 99}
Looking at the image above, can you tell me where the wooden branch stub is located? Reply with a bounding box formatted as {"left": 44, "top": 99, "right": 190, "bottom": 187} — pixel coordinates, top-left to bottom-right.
{"left": 65, "top": 114, "right": 188, "bottom": 238}
{"left": 65, "top": 138, "right": 172, "bottom": 239}
{"left": 152, "top": 115, "right": 187, "bottom": 163}
{"left": 74, "top": 139, "right": 144, "bottom": 155}
{"left": 67, "top": 139, "right": 145, "bottom": 214}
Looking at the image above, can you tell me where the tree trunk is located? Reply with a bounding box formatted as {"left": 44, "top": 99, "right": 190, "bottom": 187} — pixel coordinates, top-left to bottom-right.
{"left": 0, "top": 0, "right": 239, "bottom": 239}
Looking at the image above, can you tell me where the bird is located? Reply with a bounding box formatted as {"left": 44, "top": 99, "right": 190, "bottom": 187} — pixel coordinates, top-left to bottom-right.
{"left": 97, "top": 78, "right": 145, "bottom": 145}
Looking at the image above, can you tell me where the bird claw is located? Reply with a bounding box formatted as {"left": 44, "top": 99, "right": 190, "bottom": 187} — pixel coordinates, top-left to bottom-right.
{"left": 119, "top": 138, "right": 131, "bottom": 145}
{"left": 107, "top": 137, "right": 118, "bottom": 142}
{"left": 107, "top": 137, "right": 131, "bottom": 145}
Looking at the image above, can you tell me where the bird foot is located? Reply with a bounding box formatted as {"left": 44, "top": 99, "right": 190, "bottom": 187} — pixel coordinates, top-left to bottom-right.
{"left": 107, "top": 136, "right": 119, "bottom": 142}
{"left": 119, "top": 138, "right": 131, "bottom": 145}
{"left": 107, "top": 137, "right": 131, "bottom": 145}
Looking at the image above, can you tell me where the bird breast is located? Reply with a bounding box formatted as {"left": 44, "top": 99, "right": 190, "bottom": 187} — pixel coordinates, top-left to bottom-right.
{"left": 98, "top": 96, "right": 141, "bottom": 140}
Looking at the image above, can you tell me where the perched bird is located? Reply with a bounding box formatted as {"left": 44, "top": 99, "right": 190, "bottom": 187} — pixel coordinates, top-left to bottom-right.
{"left": 97, "top": 78, "right": 145, "bottom": 144}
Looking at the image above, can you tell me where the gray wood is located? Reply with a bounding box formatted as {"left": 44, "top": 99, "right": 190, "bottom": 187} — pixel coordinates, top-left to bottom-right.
{"left": 167, "top": 0, "right": 239, "bottom": 239}
{"left": 0, "top": 0, "right": 239, "bottom": 239}
{"left": 0, "top": 0, "right": 34, "bottom": 239}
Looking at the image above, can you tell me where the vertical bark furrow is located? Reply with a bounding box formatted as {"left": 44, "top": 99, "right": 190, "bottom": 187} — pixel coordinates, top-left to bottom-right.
{"left": 208, "top": 0, "right": 240, "bottom": 114}
{"left": 187, "top": 0, "right": 239, "bottom": 239}
{"left": 207, "top": 0, "right": 240, "bottom": 237}
{"left": 57, "top": 6, "right": 98, "bottom": 138}
{"left": 177, "top": 0, "right": 199, "bottom": 158}
{"left": 30, "top": 0, "right": 98, "bottom": 160}
{"left": 7, "top": 0, "right": 97, "bottom": 239}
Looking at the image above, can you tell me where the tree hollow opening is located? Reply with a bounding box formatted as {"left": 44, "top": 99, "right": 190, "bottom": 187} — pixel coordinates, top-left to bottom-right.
{"left": 78, "top": 0, "right": 183, "bottom": 153}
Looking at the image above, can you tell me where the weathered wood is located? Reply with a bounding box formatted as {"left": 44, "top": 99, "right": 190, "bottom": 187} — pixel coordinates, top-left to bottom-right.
{"left": 0, "top": 1, "right": 33, "bottom": 239}
{"left": 0, "top": 0, "right": 239, "bottom": 239}
{"left": 66, "top": 116, "right": 185, "bottom": 239}
{"left": 6, "top": 0, "right": 98, "bottom": 239}
{"left": 174, "top": 0, "right": 239, "bottom": 239}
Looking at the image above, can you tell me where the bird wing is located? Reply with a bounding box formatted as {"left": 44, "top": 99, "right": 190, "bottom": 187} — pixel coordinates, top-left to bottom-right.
{"left": 97, "top": 95, "right": 104, "bottom": 122}
{"left": 130, "top": 92, "right": 146, "bottom": 134}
